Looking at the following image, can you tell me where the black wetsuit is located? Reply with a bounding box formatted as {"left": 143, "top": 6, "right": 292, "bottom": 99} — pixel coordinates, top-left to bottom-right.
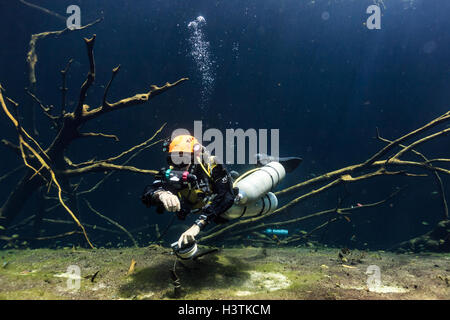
{"left": 141, "top": 161, "right": 236, "bottom": 230}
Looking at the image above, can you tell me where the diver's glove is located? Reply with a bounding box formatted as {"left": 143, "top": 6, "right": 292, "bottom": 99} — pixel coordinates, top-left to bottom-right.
{"left": 155, "top": 190, "right": 181, "bottom": 212}
{"left": 177, "top": 224, "right": 200, "bottom": 249}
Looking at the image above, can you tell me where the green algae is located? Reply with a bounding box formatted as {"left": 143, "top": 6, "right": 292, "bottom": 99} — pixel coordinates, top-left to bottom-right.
{"left": 119, "top": 250, "right": 324, "bottom": 300}
{"left": 0, "top": 246, "right": 448, "bottom": 300}
{"left": 0, "top": 288, "right": 64, "bottom": 300}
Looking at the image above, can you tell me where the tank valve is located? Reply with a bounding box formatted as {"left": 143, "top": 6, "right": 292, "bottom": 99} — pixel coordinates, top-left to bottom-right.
{"left": 234, "top": 193, "right": 245, "bottom": 204}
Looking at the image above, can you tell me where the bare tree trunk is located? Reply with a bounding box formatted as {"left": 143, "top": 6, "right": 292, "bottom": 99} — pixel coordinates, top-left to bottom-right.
{"left": 31, "top": 186, "right": 46, "bottom": 243}
{"left": 0, "top": 171, "right": 45, "bottom": 228}
{"left": 0, "top": 33, "right": 186, "bottom": 247}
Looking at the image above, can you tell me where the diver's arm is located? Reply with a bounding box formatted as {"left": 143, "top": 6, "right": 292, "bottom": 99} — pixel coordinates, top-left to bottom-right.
{"left": 194, "top": 163, "right": 236, "bottom": 230}
{"left": 141, "top": 181, "right": 180, "bottom": 212}
{"left": 141, "top": 181, "right": 164, "bottom": 208}
{"left": 177, "top": 163, "right": 235, "bottom": 246}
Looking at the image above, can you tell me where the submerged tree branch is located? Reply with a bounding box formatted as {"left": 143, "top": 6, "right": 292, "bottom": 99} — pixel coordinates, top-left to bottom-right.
{"left": 74, "top": 35, "right": 96, "bottom": 119}
{"left": 84, "top": 199, "right": 138, "bottom": 247}
{"left": 81, "top": 78, "right": 189, "bottom": 121}
{"left": 199, "top": 111, "right": 450, "bottom": 244}
{"left": 26, "top": 18, "right": 103, "bottom": 89}
{"left": 0, "top": 87, "right": 94, "bottom": 248}
{"left": 59, "top": 163, "right": 158, "bottom": 177}
{"left": 1, "top": 33, "right": 187, "bottom": 249}
{"left": 362, "top": 111, "right": 450, "bottom": 168}
{"left": 377, "top": 129, "right": 449, "bottom": 220}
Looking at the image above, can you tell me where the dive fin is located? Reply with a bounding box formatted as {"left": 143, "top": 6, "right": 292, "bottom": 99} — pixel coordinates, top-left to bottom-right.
{"left": 255, "top": 153, "right": 302, "bottom": 173}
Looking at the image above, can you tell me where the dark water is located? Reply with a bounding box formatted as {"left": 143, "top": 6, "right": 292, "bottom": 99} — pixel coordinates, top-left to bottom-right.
{"left": 0, "top": 0, "right": 449, "bottom": 250}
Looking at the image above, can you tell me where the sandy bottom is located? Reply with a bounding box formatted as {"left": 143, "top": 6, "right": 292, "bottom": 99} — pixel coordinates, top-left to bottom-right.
{"left": 0, "top": 245, "right": 449, "bottom": 300}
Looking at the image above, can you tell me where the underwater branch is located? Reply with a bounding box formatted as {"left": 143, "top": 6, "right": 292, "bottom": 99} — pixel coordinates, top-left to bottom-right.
{"left": 199, "top": 111, "right": 450, "bottom": 245}
{"left": 0, "top": 33, "right": 188, "bottom": 249}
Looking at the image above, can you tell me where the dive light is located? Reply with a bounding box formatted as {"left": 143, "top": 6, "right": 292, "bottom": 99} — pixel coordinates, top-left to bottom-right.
{"left": 171, "top": 240, "right": 198, "bottom": 260}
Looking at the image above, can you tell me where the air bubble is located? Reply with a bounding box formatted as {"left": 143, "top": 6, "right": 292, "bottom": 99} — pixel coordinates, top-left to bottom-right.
{"left": 187, "top": 16, "right": 215, "bottom": 109}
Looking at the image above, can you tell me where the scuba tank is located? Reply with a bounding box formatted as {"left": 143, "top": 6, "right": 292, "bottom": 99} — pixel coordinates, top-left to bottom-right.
{"left": 221, "top": 161, "right": 285, "bottom": 220}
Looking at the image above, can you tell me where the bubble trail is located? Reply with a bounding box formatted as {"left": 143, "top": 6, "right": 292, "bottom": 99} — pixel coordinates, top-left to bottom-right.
{"left": 187, "top": 16, "right": 215, "bottom": 109}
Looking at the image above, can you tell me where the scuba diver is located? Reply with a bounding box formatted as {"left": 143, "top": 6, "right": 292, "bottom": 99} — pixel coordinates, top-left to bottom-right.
{"left": 141, "top": 134, "right": 301, "bottom": 259}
